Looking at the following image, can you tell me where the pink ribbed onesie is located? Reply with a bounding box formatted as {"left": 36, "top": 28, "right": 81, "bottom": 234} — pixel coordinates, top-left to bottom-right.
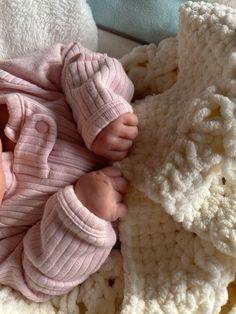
{"left": 0, "top": 42, "right": 134, "bottom": 302}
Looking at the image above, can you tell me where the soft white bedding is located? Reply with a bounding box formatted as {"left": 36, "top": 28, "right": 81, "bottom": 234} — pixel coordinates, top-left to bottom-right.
{"left": 0, "top": 0, "right": 98, "bottom": 59}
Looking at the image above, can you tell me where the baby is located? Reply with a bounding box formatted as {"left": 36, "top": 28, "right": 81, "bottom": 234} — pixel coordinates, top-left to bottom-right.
{"left": 0, "top": 42, "right": 138, "bottom": 302}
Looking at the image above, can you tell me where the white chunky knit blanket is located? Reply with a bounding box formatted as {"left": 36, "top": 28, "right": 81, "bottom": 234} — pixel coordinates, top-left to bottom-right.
{"left": 2, "top": 1, "right": 236, "bottom": 314}
{"left": 118, "top": 1, "right": 236, "bottom": 313}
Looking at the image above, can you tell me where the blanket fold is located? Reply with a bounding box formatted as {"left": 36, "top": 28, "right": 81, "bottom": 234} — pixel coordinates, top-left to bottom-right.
{"left": 120, "top": 0, "right": 236, "bottom": 258}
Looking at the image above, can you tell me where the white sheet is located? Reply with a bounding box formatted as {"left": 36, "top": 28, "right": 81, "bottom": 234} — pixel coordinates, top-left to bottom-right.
{"left": 97, "top": 29, "right": 140, "bottom": 58}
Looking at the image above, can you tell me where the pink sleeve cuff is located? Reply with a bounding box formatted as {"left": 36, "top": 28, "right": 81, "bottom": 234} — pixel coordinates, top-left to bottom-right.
{"left": 61, "top": 43, "right": 134, "bottom": 150}
{"left": 56, "top": 185, "right": 116, "bottom": 248}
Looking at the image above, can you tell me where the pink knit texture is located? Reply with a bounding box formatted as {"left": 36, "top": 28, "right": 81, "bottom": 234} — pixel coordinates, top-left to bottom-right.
{"left": 0, "top": 42, "right": 134, "bottom": 302}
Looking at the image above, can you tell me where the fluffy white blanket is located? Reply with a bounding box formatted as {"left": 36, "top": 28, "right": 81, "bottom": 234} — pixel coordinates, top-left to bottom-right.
{"left": 0, "top": 0, "right": 97, "bottom": 59}
{"left": 2, "top": 1, "right": 236, "bottom": 314}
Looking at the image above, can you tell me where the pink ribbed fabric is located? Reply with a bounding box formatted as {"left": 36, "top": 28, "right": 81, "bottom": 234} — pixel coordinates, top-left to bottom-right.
{"left": 0, "top": 43, "right": 134, "bottom": 302}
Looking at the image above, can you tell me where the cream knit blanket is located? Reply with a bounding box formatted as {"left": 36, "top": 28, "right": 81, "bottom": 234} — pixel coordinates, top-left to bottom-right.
{"left": 117, "top": 1, "right": 236, "bottom": 313}
{"left": 2, "top": 1, "right": 236, "bottom": 314}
